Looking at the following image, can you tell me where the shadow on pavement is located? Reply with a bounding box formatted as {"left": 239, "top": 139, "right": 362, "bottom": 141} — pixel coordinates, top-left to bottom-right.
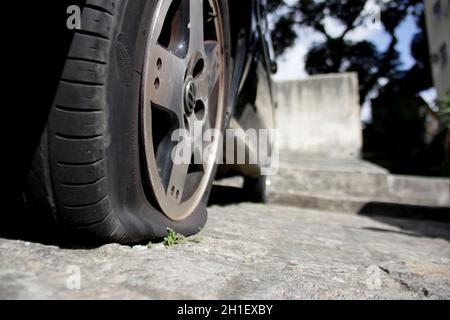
{"left": 359, "top": 202, "right": 450, "bottom": 242}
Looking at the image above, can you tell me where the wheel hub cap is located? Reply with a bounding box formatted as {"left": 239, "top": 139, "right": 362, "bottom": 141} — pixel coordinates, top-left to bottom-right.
{"left": 184, "top": 77, "right": 196, "bottom": 115}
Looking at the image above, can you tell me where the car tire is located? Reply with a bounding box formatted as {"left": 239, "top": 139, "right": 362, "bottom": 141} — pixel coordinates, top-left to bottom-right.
{"left": 244, "top": 175, "right": 271, "bottom": 203}
{"left": 24, "top": 0, "right": 232, "bottom": 244}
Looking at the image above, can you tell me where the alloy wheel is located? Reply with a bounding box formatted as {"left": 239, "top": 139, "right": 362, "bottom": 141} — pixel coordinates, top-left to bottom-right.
{"left": 142, "top": 0, "right": 225, "bottom": 221}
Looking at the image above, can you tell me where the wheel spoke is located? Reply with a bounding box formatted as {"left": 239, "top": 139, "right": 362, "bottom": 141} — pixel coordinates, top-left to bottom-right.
{"left": 205, "top": 41, "right": 220, "bottom": 88}
{"left": 167, "top": 137, "right": 192, "bottom": 203}
{"left": 193, "top": 75, "right": 209, "bottom": 104}
{"left": 152, "top": 0, "right": 173, "bottom": 40}
{"left": 167, "top": 162, "right": 189, "bottom": 203}
{"left": 193, "top": 41, "right": 220, "bottom": 101}
{"left": 189, "top": 0, "right": 205, "bottom": 53}
{"left": 148, "top": 45, "right": 187, "bottom": 119}
{"left": 201, "top": 115, "right": 215, "bottom": 172}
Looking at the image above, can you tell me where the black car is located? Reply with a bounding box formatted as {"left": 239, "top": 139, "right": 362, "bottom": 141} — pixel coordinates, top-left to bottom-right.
{"left": 14, "top": 0, "right": 277, "bottom": 244}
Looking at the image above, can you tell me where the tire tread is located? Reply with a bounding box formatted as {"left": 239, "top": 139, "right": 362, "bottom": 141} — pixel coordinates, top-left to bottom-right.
{"left": 26, "top": 2, "right": 126, "bottom": 242}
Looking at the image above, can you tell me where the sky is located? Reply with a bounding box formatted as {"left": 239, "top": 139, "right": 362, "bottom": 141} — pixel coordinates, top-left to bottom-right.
{"left": 273, "top": 12, "right": 419, "bottom": 81}
{"left": 270, "top": 3, "right": 437, "bottom": 121}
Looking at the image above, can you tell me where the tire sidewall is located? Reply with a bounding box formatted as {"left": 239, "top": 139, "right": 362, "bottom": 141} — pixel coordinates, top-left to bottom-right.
{"left": 105, "top": 0, "right": 232, "bottom": 242}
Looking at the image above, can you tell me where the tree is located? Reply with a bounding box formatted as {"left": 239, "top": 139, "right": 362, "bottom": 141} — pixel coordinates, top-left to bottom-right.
{"left": 269, "top": 0, "right": 449, "bottom": 176}
{"left": 269, "top": 0, "right": 429, "bottom": 104}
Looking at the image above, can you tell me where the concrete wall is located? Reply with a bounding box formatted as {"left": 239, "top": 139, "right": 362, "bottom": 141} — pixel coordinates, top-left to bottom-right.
{"left": 275, "top": 73, "right": 362, "bottom": 159}
{"left": 425, "top": 0, "right": 450, "bottom": 96}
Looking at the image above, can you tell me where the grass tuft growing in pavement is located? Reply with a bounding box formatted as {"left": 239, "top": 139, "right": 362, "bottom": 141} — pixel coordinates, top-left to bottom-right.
{"left": 163, "top": 228, "right": 203, "bottom": 247}
{"left": 147, "top": 228, "right": 203, "bottom": 249}
{"left": 164, "top": 228, "right": 186, "bottom": 246}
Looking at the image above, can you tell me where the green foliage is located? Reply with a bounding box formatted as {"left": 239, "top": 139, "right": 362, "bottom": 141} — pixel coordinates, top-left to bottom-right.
{"left": 364, "top": 89, "right": 450, "bottom": 177}
{"left": 363, "top": 94, "right": 426, "bottom": 174}
{"left": 164, "top": 228, "right": 186, "bottom": 247}
{"left": 163, "top": 228, "right": 203, "bottom": 247}
{"left": 438, "top": 92, "right": 450, "bottom": 128}
{"left": 270, "top": 0, "right": 449, "bottom": 176}
{"left": 271, "top": 15, "right": 298, "bottom": 57}
{"left": 269, "top": 0, "right": 431, "bottom": 103}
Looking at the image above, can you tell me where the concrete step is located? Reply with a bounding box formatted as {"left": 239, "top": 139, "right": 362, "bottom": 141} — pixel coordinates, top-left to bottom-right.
{"left": 269, "top": 191, "right": 450, "bottom": 221}
{"left": 272, "top": 156, "right": 390, "bottom": 198}
{"left": 269, "top": 155, "right": 450, "bottom": 218}
{"left": 387, "top": 175, "right": 450, "bottom": 207}
{"left": 213, "top": 155, "right": 450, "bottom": 218}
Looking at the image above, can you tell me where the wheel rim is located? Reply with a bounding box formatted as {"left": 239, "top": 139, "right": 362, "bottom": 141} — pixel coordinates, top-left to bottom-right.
{"left": 142, "top": 0, "right": 225, "bottom": 221}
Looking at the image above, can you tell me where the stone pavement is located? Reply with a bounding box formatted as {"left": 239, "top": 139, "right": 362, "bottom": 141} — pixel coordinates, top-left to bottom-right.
{"left": 1, "top": 203, "right": 449, "bottom": 299}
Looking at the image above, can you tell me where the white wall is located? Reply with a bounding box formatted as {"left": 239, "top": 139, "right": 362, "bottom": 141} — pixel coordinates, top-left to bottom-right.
{"left": 275, "top": 73, "right": 362, "bottom": 159}
{"left": 425, "top": 0, "right": 450, "bottom": 97}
